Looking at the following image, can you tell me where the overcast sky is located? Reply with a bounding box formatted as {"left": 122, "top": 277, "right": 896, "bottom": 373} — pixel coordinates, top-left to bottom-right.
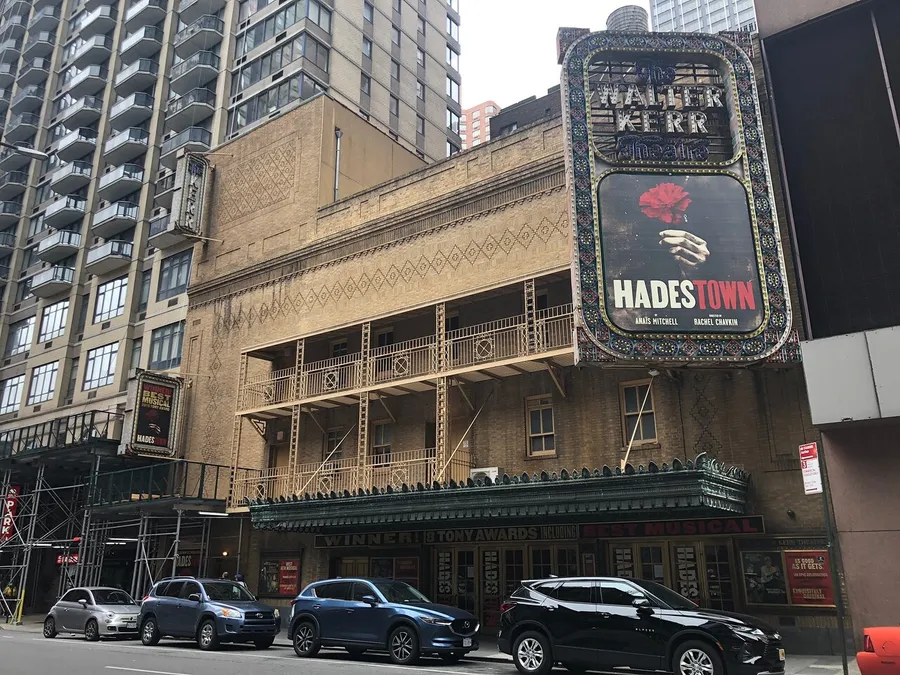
{"left": 458, "top": 0, "right": 651, "bottom": 109}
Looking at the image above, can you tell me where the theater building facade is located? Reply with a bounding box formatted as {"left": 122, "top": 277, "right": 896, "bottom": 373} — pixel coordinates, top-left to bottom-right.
{"left": 177, "top": 33, "right": 840, "bottom": 654}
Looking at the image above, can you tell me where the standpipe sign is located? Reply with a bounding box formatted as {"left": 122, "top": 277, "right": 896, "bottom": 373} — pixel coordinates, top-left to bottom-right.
{"left": 130, "top": 372, "right": 182, "bottom": 457}
{"left": 560, "top": 31, "right": 792, "bottom": 363}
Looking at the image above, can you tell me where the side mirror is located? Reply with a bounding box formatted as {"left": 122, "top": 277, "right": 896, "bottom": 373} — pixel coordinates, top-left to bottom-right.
{"left": 187, "top": 593, "right": 201, "bottom": 603}
{"left": 361, "top": 595, "right": 379, "bottom": 606}
{"left": 77, "top": 599, "right": 88, "bottom": 606}
{"left": 632, "top": 597, "right": 653, "bottom": 611}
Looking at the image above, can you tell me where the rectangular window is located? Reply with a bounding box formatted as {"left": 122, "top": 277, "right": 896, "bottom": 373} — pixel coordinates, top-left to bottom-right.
{"left": 361, "top": 73, "right": 371, "bottom": 95}
{"left": 307, "top": 0, "right": 331, "bottom": 32}
{"left": 526, "top": 396, "right": 556, "bottom": 457}
{"left": 5, "top": 317, "right": 35, "bottom": 357}
{"left": 158, "top": 249, "right": 193, "bottom": 301}
{"left": 83, "top": 343, "right": 118, "bottom": 390}
{"left": 149, "top": 321, "right": 185, "bottom": 371}
{"left": 331, "top": 340, "right": 348, "bottom": 357}
{"left": 449, "top": 0, "right": 458, "bottom": 10}
{"left": 418, "top": 16, "right": 426, "bottom": 35}
{"left": 64, "top": 357, "right": 79, "bottom": 400}
{"left": 372, "top": 422, "right": 392, "bottom": 462}
{"left": 416, "top": 47, "right": 425, "bottom": 67}
{"left": 447, "top": 108, "right": 460, "bottom": 134}
{"left": 416, "top": 80, "right": 424, "bottom": 100}
{"left": 446, "top": 15, "right": 459, "bottom": 40}
{"left": 325, "top": 428, "right": 344, "bottom": 460}
{"left": 620, "top": 380, "right": 657, "bottom": 444}
{"left": 130, "top": 338, "right": 143, "bottom": 371}
{"left": 94, "top": 276, "right": 128, "bottom": 323}
{"left": 39, "top": 300, "right": 70, "bottom": 342}
{"left": 363, "top": 1, "right": 373, "bottom": 22}
{"left": 446, "top": 45, "right": 459, "bottom": 70}
{"left": 392, "top": 0, "right": 401, "bottom": 12}
{"left": 391, "top": 25, "right": 401, "bottom": 45}
{"left": 446, "top": 140, "right": 459, "bottom": 157}
{"left": 27, "top": 361, "right": 59, "bottom": 405}
{"left": 390, "top": 95, "right": 399, "bottom": 116}
{"left": 138, "top": 270, "right": 151, "bottom": 312}
{"left": 391, "top": 59, "right": 400, "bottom": 81}
{"left": 363, "top": 37, "right": 373, "bottom": 58}
{"left": 416, "top": 115, "right": 425, "bottom": 135}
{"left": 446, "top": 76, "right": 460, "bottom": 103}
{"left": 0, "top": 374, "right": 24, "bottom": 414}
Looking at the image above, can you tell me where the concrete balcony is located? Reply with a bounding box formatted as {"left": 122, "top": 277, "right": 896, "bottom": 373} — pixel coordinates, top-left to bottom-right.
{"left": 103, "top": 127, "right": 149, "bottom": 165}
{"left": 113, "top": 58, "right": 158, "bottom": 97}
{"left": 0, "top": 170, "right": 27, "bottom": 199}
{"left": 56, "top": 127, "right": 98, "bottom": 163}
{"left": 1, "top": 15, "right": 26, "bottom": 38}
{"left": 17, "top": 57, "right": 50, "bottom": 86}
{"left": 160, "top": 126, "right": 210, "bottom": 169}
{"left": 85, "top": 240, "right": 132, "bottom": 275}
{"left": 22, "top": 31, "right": 56, "bottom": 59}
{"left": 1, "top": 0, "right": 29, "bottom": 17}
{"left": 152, "top": 173, "right": 175, "bottom": 209}
{"left": 65, "top": 65, "right": 106, "bottom": 98}
{"left": 28, "top": 6, "right": 59, "bottom": 31}
{"left": 91, "top": 201, "right": 138, "bottom": 238}
{"left": 0, "top": 143, "right": 33, "bottom": 170}
{"left": 173, "top": 15, "right": 223, "bottom": 59}
{"left": 0, "top": 88, "right": 8, "bottom": 113}
{"left": 169, "top": 50, "right": 218, "bottom": 95}
{"left": 30, "top": 265, "right": 74, "bottom": 298}
{"left": 56, "top": 95, "right": 103, "bottom": 128}
{"left": 0, "top": 200, "right": 20, "bottom": 226}
{"left": 49, "top": 160, "right": 92, "bottom": 194}
{"left": 0, "top": 230, "right": 15, "bottom": 251}
{"left": 69, "top": 35, "right": 112, "bottom": 70}
{"left": 36, "top": 229, "right": 82, "bottom": 262}
{"left": 0, "top": 62, "right": 14, "bottom": 87}
{"left": 109, "top": 92, "right": 153, "bottom": 131}
{"left": 74, "top": 5, "right": 117, "bottom": 40}
{"left": 97, "top": 163, "right": 143, "bottom": 201}
{"left": 10, "top": 84, "right": 44, "bottom": 114}
{"left": 4, "top": 112, "right": 39, "bottom": 142}
{"left": 165, "top": 87, "right": 214, "bottom": 132}
{"left": 147, "top": 211, "right": 186, "bottom": 248}
{"left": 32, "top": 0, "right": 60, "bottom": 10}
{"left": 125, "top": 0, "right": 166, "bottom": 32}
{"left": 0, "top": 38, "right": 21, "bottom": 63}
{"left": 177, "top": 0, "right": 225, "bottom": 26}
{"left": 44, "top": 195, "right": 86, "bottom": 229}
{"left": 120, "top": 25, "right": 162, "bottom": 62}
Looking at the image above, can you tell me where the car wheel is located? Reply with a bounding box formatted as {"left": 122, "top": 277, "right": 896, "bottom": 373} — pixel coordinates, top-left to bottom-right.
{"left": 673, "top": 641, "right": 723, "bottom": 675}
{"left": 197, "top": 619, "right": 220, "bottom": 651}
{"left": 141, "top": 617, "right": 161, "bottom": 646}
{"left": 440, "top": 652, "right": 464, "bottom": 664}
{"left": 346, "top": 647, "right": 367, "bottom": 657}
{"left": 513, "top": 631, "right": 553, "bottom": 675}
{"left": 43, "top": 617, "right": 57, "bottom": 639}
{"left": 388, "top": 625, "right": 420, "bottom": 665}
{"left": 254, "top": 637, "right": 275, "bottom": 649}
{"left": 292, "top": 621, "right": 320, "bottom": 658}
{"left": 85, "top": 619, "right": 100, "bottom": 642}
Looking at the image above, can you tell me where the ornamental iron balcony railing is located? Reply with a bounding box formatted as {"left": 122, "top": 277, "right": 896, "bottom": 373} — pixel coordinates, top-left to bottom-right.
{"left": 92, "top": 459, "right": 230, "bottom": 508}
{"left": 0, "top": 410, "right": 124, "bottom": 461}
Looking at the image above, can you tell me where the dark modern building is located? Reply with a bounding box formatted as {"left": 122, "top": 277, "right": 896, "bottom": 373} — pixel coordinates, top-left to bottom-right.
{"left": 758, "top": 0, "right": 900, "bottom": 642}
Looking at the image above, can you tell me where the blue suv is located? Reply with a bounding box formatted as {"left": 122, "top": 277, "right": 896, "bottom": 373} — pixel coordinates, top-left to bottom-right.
{"left": 139, "top": 577, "right": 280, "bottom": 651}
{"left": 289, "top": 578, "right": 479, "bottom": 665}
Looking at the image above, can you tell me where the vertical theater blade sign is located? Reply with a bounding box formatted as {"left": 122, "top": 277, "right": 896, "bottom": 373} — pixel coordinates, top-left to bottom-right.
{"left": 131, "top": 372, "right": 182, "bottom": 457}
{"left": 561, "top": 32, "right": 792, "bottom": 362}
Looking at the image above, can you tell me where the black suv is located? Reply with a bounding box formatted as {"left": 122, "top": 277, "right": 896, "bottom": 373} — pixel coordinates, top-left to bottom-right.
{"left": 139, "top": 577, "right": 280, "bottom": 651}
{"left": 499, "top": 577, "right": 785, "bottom": 675}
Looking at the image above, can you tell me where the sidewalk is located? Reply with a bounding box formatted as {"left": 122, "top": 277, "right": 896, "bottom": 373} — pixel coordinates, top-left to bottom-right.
{"left": 0, "top": 616, "right": 861, "bottom": 672}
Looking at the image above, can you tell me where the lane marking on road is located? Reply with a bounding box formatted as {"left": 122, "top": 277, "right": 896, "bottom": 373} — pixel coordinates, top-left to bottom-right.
{"left": 105, "top": 667, "right": 192, "bottom": 675}
{"left": 809, "top": 667, "right": 842, "bottom": 670}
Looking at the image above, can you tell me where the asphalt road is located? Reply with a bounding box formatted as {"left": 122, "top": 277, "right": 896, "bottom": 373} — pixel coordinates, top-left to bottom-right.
{"left": 0, "top": 630, "right": 516, "bottom": 675}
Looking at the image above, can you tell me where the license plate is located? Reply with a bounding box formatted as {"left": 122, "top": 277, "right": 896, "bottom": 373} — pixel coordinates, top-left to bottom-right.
{"left": 126, "top": 623, "right": 137, "bottom": 629}
{"left": 463, "top": 638, "right": 472, "bottom": 648}
{"left": 778, "top": 649, "right": 785, "bottom": 661}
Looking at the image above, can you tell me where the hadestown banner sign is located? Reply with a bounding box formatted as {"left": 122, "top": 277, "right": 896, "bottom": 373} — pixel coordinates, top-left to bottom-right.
{"left": 560, "top": 31, "right": 792, "bottom": 363}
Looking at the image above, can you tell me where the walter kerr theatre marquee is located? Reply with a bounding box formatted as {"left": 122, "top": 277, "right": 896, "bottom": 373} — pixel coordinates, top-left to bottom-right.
{"left": 561, "top": 31, "right": 792, "bottom": 364}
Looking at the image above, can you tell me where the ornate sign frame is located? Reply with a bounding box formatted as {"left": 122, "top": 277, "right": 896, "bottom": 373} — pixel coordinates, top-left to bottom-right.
{"left": 561, "top": 32, "right": 792, "bottom": 363}
{"left": 129, "top": 371, "right": 182, "bottom": 458}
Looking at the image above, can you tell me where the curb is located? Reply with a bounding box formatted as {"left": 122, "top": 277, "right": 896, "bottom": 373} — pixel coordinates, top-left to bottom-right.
{"left": 272, "top": 639, "right": 512, "bottom": 663}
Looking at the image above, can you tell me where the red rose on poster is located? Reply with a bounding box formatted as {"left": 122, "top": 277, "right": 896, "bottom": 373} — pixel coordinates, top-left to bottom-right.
{"left": 639, "top": 183, "right": 692, "bottom": 224}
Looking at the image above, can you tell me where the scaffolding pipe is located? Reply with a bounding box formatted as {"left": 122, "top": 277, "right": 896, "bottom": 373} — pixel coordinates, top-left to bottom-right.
{"left": 171, "top": 510, "right": 183, "bottom": 578}
{"left": 15, "top": 464, "right": 44, "bottom": 624}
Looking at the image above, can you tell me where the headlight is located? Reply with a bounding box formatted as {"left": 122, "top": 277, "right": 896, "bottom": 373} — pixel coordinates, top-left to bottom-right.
{"left": 105, "top": 612, "right": 115, "bottom": 620}
{"left": 274, "top": 608, "right": 280, "bottom": 619}
{"left": 216, "top": 608, "right": 243, "bottom": 619}
{"left": 733, "top": 625, "right": 766, "bottom": 639}
{"left": 422, "top": 617, "right": 452, "bottom": 626}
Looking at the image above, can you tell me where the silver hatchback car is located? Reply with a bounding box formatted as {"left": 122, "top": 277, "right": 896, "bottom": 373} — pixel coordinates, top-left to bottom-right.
{"left": 43, "top": 587, "right": 141, "bottom": 641}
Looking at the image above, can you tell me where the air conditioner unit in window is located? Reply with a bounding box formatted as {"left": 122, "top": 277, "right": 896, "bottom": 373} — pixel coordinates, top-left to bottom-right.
{"left": 470, "top": 467, "right": 504, "bottom": 482}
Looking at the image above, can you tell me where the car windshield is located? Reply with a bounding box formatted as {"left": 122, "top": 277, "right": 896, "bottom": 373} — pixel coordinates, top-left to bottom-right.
{"left": 202, "top": 582, "right": 257, "bottom": 602}
{"left": 373, "top": 580, "right": 431, "bottom": 604}
{"left": 630, "top": 579, "right": 699, "bottom": 610}
{"left": 92, "top": 589, "right": 135, "bottom": 605}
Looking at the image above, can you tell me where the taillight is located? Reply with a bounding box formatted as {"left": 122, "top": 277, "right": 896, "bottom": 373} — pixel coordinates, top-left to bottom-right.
{"left": 863, "top": 634, "right": 875, "bottom": 653}
{"left": 290, "top": 598, "right": 299, "bottom": 606}
{"left": 500, "top": 601, "right": 517, "bottom": 613}
{"left": 141, "top": 596, "right": 149, "bottom": 603}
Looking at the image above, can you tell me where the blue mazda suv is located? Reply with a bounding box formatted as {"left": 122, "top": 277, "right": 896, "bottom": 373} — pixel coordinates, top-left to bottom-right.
{"left": 288, "top": 578, "right": 479, "bottom": 665}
